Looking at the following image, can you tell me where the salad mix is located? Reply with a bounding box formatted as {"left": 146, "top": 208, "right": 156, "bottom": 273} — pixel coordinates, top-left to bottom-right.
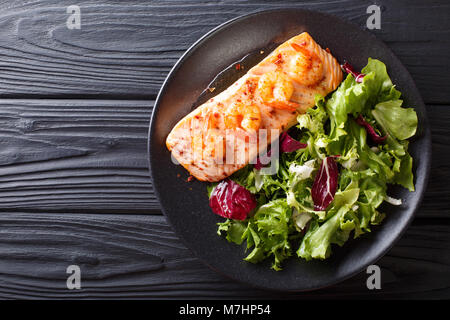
{"left": 207, "top": 59, "right": 418, "bottom": 270}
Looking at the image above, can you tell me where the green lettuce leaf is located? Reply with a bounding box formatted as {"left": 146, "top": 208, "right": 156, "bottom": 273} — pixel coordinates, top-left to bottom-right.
{"left": 217, "top": 219, "right": 247, "bottom": 245}
{"left": 297, "top": 206, "right": 351, "bottom": 260}
{"left": 325, "top": 58, "right": 403, "bottom": 144}
{"left": 372, "top": 100, "right": 418, "bottom": 140}
{"left": 392, "top": 153, "right": 415, "bottom": 191}
{"left": 361, "top": 58, "right": 401, "bottom": 103}
{"left": 348, "top": 119, "right": 394, "bottom": 180}
{"left": 244, "top": 199, "right": 294, "bottom": 270}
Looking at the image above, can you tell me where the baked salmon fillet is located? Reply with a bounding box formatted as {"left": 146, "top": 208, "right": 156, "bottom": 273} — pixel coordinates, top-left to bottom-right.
{"left": 166, "top": 32, "right": 343, "bottom": 182}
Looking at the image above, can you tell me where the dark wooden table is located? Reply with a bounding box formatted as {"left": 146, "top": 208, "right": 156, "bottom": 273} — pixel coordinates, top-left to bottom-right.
{"left": 0, "top": 0, "right": 449, "bottom": 299}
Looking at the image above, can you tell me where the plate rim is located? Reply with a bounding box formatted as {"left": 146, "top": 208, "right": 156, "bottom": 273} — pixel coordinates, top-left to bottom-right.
{"left": 148, "top": 8, "right": 432, "bottom": 292}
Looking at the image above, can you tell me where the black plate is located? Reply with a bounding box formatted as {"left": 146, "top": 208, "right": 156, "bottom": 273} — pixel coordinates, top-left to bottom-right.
{"left": 148, "top": 9, "right": 431, "bottom": 291}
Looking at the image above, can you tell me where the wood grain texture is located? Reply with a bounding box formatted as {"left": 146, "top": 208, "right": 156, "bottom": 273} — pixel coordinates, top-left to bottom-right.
{"left": 0, "top": 0, "right": 448, "bottom": 103}
{"left": 0, "top": 99, "right": 158, "bottom": 213}
{"left": 0, "top": 213, "right": 447, "bottom": 299}
{"left": 418, "top": 105, "right": 450, "bottom": 218}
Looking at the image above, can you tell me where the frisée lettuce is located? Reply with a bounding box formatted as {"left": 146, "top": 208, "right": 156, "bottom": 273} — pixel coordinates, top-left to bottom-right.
{"left": 211, "top": 58, "right": 418, "bottom": 269}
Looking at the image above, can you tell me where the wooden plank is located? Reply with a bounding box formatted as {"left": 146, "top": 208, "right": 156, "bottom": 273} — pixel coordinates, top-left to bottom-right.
{"left": 0, "top": 213, "right": 447, "bottom": 299}
{"left": 418, "top": 105, "right": 450, "bottom": 218}
{"left": 0, "top": 0, "right": 448, "bottom": 103}
{"left": 0, "top": 99, "right": 446, "bottom": 216}
{"left": 0, "top": 99, "right": 158, "bottom": 213}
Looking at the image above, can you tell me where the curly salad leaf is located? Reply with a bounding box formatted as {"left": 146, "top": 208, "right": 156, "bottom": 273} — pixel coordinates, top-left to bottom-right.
{"left": 211, "top": 58, "right": 418, "bottom": 269}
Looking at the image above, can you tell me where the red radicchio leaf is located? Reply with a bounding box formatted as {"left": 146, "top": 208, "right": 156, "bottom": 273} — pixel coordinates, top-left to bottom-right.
{"left": 280, "top": 132, "right": 308, "bottom": 153}
{"left": 254, "top": 149, "right": 271, "bottom": 170}
{"left": 311, "top": 157, "right": 339, "bottom": 211}
{"left": 254, "top": 158, "right": 263, "bottom": 170}
{"left": 341, "top": 61, "right": 365, "bottom": 83}
{"left": 254, "top": 133, "right": 307, "bottom": 170}
{"left": 356, "top": 114, "right": 388, "bottom": 144}
{"left": 209, "top": 179, "right": 257, "bottom": 220}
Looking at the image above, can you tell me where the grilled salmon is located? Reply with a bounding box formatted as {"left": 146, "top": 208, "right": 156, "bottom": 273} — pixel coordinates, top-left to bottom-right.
{"left": 166, "top": 32, "right": 343, "bottom": 182}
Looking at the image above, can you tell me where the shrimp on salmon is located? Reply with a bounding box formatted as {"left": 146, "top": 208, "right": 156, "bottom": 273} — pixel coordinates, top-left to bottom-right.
{"left": 289, "top": 43, "right": 324, "bottom": 86}
{"left": 224, "top": 101, "right": 261, "bottom": 132}
{"left": 256, "top": 71, "right": 299, "bottom": 111}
